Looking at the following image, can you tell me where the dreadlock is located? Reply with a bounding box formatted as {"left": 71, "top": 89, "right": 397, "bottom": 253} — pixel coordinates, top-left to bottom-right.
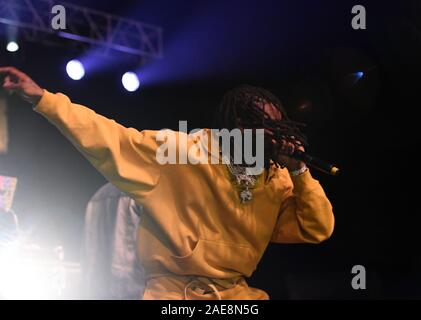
{"left": 215, "top": 84, "right": 308, "bottom": 169}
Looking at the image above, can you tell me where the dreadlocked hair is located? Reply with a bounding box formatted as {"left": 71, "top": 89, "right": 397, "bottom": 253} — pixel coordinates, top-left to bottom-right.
{"left": 215, "top": 84, "right": 308, "bottom": 170}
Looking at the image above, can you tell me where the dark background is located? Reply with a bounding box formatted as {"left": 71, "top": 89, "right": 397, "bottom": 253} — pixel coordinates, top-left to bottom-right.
{"left": 1, "top": 0, "right": 420, "bottom": 299}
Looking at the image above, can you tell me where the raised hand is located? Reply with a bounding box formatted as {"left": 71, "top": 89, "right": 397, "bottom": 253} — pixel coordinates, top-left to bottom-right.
{"left": 0, "top": 66, "right": 44, "bottom": 105}
{"left": 271, "top": 137, "right": 306, "bottom": 172}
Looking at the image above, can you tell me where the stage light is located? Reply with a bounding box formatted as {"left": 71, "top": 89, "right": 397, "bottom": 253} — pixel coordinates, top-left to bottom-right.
{"left": 347, "top": 71, "right": 365, "bottom": 86}
{"left": 0, "top": 241, "right": 66, "bottom": 299}
{"left": 355, "top": 71, "right": 364, "bottom": 79}
{"left": 6, "top": 41, "right": 19, "bottom": 53}
{"left": 0, "top": 244, "right": 48, "bottom": 299}
{"left": 66, "top": 60, "right": 85, "bottom": 80}
{"left": 122, "top": 72, "right": 140, "bottom": 92}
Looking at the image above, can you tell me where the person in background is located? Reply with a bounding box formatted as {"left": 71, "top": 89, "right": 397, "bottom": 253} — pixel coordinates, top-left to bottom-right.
{"left": 83, "top": 183, "right": 145, "bottom": 299}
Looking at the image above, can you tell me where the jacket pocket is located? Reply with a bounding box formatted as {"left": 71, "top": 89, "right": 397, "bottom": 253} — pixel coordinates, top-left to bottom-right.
{"left": 165, "top": 239, "right": 257, "bottom": 278}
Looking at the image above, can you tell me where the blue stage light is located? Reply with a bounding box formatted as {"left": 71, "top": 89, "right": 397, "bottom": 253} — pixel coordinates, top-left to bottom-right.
{"left": 66, "top": 60, "right": 85, "bottom": 80}
{"left": 355, "top": 71, "right": 364, "bottom": 79}
{"left": 122, "top": 72, "right": 140, "bottom": 92}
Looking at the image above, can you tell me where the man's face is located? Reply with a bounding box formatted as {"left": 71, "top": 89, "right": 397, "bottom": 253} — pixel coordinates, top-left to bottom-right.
{"left": 236, "top": 100, "right": 282, "bottom": 160}
{"left": 258, "top": 102, "right": 282, "bottom": 156}
{"left": 258, "top": 101, "right": 282, "bottom": 122}
{"left": 237, "top": 99, "right": 282, "bottom": 131}
{"left": 253, "top": 100, "right": 282, "bottom": 139}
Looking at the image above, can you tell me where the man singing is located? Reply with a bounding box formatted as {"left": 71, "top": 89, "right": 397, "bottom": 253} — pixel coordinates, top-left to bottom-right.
{"left": 0, "top": 66, "right": 334, "bottom": 300}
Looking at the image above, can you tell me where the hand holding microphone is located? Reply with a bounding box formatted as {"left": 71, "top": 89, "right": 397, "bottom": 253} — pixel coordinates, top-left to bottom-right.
{"left": 271, "top": 131, "right": 340, "bottom": 176}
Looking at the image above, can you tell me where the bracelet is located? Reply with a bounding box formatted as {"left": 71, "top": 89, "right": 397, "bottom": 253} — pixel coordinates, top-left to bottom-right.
{"left": 289, "top": 165, "right": 308, "bottom": 176}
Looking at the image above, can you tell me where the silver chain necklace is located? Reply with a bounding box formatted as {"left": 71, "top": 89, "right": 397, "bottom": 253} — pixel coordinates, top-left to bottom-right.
{"left": 226, "top": 161, "right": 258, "bottom": 203}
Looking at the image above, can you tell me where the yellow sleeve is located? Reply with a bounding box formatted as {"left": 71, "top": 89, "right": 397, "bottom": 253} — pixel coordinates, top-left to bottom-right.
{"left": 34, "top": 90, "right": 160, "bottom": 202}
{"left": 271, "top": 170, "right": 335, "bottom": 244}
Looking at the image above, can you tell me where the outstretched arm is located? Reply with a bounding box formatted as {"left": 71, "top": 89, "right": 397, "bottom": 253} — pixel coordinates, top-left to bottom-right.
{"left": 0, "top": 67, "right": 160, "bottom": 202}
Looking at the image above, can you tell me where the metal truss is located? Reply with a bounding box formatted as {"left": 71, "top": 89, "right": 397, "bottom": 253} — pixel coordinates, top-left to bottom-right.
{"left": 0, "top": 0, "right": 163, "bottom": 60}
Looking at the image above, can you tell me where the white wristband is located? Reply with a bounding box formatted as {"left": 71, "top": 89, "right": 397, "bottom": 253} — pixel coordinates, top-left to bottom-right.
{"left": 289, "top": 165, "right": 308, "bottom": 176}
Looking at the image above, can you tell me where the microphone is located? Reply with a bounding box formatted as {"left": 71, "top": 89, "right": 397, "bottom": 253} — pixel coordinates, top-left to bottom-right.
{"left": 271, "top": 126, "right": 339, "bottom": 176}
{"left": 292, "top": 149, "right": 340, "bottom": 176}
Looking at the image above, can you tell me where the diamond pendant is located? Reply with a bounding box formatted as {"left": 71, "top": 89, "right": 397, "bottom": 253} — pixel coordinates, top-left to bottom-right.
{"left": 240, "top": 188, "right": 253, "bottom": 203}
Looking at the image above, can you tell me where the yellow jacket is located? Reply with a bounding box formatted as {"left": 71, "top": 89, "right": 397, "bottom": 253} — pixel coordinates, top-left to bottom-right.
{"left": 35, "top": 91, "right": 334, "bottom": 288}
